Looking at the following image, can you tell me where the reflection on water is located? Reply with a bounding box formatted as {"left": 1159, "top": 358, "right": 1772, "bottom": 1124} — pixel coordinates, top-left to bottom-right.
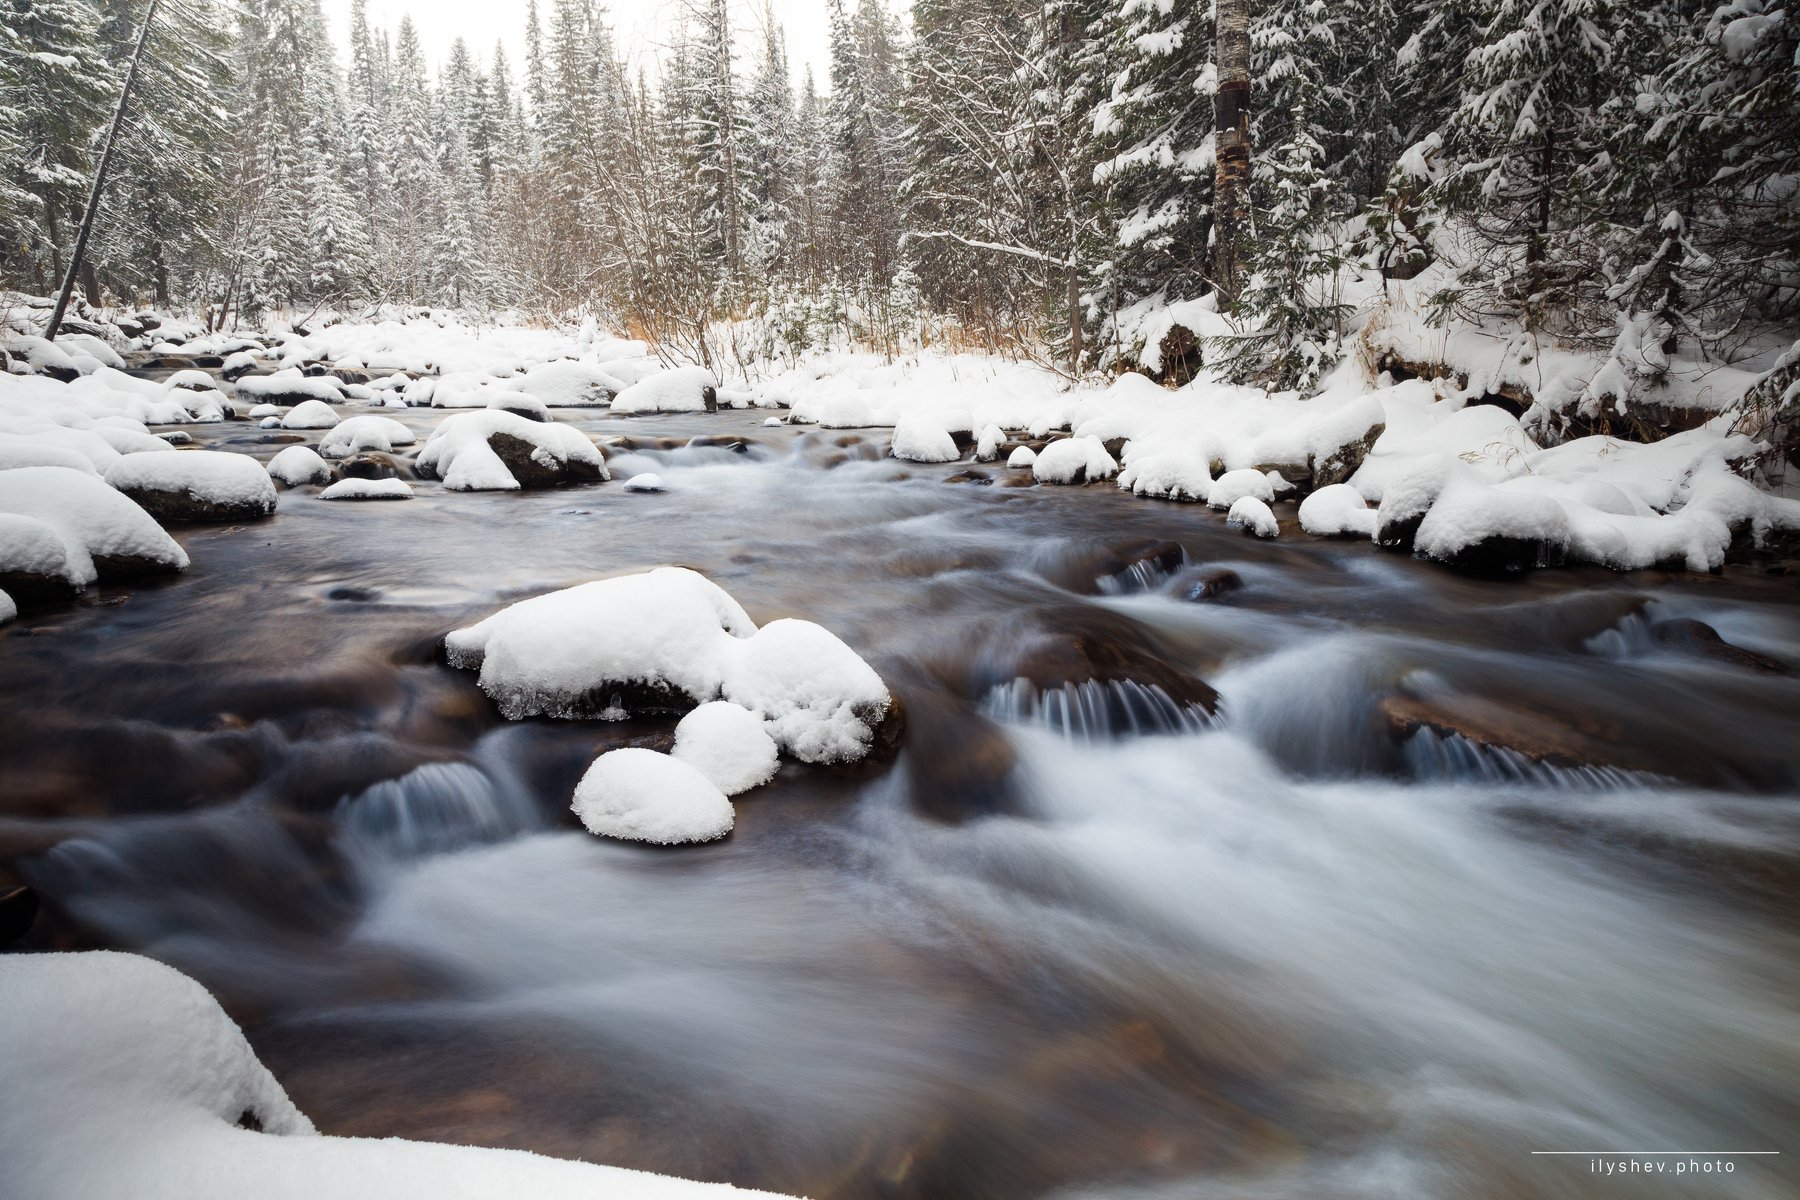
{"left": 4, "top": 408, "right": 1800, "bottom": 1199}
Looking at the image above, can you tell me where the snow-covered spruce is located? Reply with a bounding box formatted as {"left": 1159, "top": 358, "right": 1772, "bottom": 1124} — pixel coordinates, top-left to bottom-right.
{"left": 267, "top": 445, "right": 334, "bottom": 487}
{"left": 571, "top": 748, "right": 736, "bottom": 844}
{"left": 1033, "top": 436, "right": 1116, "bottom": 484}
{"left": 0, "top": 951, "right": 798, "bottom": 1200}
{"left": 415, "top": 410, "right": 607, "bottom": 490}
{"left": 890, "top": 414, "right": 960, "bottom": 463}
{"left": 672, "top": 701, "right": 781, "bottom": 795}
{"left": 320, "top": 477, "right": 414, "bottom": 501}
{"left": 320, "top": 415, "right": 417, "bottom": 458}
{"left": 444, "top": 567, "right": 896, "bottom": 764}
{"left": 104, "top": 450, "right": 278, "bottom": 523}
{"left": 280, "top": 399, "right": 342, "bottom": 429}
{"left": 0, "top": 466, "right": 188, "bottom": 595}
{"left": 612, "top": 366, "right": 719, "bottom": 415}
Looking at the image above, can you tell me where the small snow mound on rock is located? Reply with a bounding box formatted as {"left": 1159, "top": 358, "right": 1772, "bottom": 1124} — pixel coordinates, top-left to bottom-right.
{"left": 320, "top": 415, "right": 415, "bottom": 458}
{"left": 672, "top": 701, "right": 780, "bottom": 795}
{"left": 281, "top": 399, "right": 341, "bottom": 429}
{"left": 416, "top": 409, "right": 607, "bottom": 491}
{"left": 1007, "top": 445, "right": 1036, "bottom": 469}
{"left": 1227, "top": 496, "right": 1279, "bottom": 538}
{"left": 890, "top": 414, "right": 959, "bottom": 463}
{"left": 268, "top": 445, "right": 333, "bottom": 487}
{"left": 975, "top": 424, "right": 1004, "bottom": 462}
{"left": 1033, "top": 436, "right": 1116, "bottom": 484}
{"left": 1207, "top": 468, "right": 1275, "bottom": 510}
{"left": 1298, "top": 483, "right": 1376, "bottom": 538}
{"left": 623, "top": 473, "right": 664, "bottom": 493}
{"left": 513, "top": 361, "right": 624, "bottom": 407}
{"left": 0, "top": 587, "right": 14, "bottom": 623}
{"left": 0, "top": 440, "right": 100, "bottom": 475}
{"left": 572, "top": 747, "right": 735, "bottom": 844}
{"left": 612, "top": 366, "right": 718, "bottom": 414}
{"left": 320, "top": 477, "right": 413, "bottom": 501}
{"left": 1118, "top": 441, "right": 1211, "bottom": 502}
{"left": 721, "top": 618, "right": 893, "bottom": 764}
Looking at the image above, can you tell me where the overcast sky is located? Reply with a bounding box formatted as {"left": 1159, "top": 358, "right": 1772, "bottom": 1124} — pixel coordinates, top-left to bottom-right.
{"left": 319, "top": 0, "right": 864, "bottom": 91}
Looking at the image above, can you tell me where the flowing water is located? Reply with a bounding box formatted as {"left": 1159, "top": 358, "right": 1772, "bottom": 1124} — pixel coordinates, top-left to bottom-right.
{"left": 3, "top": 404, "right": 1799, "bottom": 1199}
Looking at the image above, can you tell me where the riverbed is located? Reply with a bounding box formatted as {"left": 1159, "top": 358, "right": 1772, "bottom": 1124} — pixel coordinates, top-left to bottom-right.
{"left": 3, "top": 403, "right": 1798, "bottom": 1200}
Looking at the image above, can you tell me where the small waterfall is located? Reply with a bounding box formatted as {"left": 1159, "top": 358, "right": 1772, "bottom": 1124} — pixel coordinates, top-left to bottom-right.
{"left": 1402, "top": 728, "right": 1660, "bottom": 791}
{"left": 1585, "top": 612, "right": 1656, "bottom": 659}
{"left": 337, "top": 761, "right": 540, "bottom": 864}
{"left": 1093, "top": 550, "right": 1188, "bottom": 596}
{"left": 981, "top": 677, "right": 1213, "bottom": 741}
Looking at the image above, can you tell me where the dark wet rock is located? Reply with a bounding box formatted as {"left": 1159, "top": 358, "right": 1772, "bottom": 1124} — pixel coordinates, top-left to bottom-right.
{"left": 190, "top": 355, "right": 224, "bottom": 369}
{"left": 158, "top": 431, "right": 193, "bottom": 446}
{"left": 338, "top": 453, "right": 402, "bottom": 481}
{"left": 1485, "top": 592, "right": 1649, "bottom": 653}
{"left": 90, "top": 551, "right": 187, "bottom": 582}
{"left": 114, "top": 316, "right": 146, "bottom": 339}
{"left": 241, "top": 381, "right": 346, "bottom": 407}
{"left": 327, "top": 584, "right": 383, "bottom": 603}
{"left": 0, "top": 885, "right": 38, "bottom": 948}
{"left": 0, "top": 568, "right": 79, "bottom": 605}
{"left": 144, "top": 354, "right": 199, "bottom": 370}
{"left": 944, "top": 469, "right": 993, "bottom": 486}
{"left": 1258, "top": 461, "right": 1312, "bottom": 492}
{"left": 901, "top": 692, "right": 1015, "bottom": 820}
{"left": 329, "top": 368, "right": 373, "bottom": 385}
{"left": 1183, "top": 568, "right": 1244, "bottom": 602}
{"left": 1313, "top": 421, "right": 1385, "bottom": 490}
{"left": 1102, "top": 436, "right": 1129, "bottom": 460}
{"left": 221, "top": 359, "right": 256, "bottom": 382}
{"left": 1429, "top": 534, "right": 1568, "bottom": 578}
{"left": 1056, "top": 538, "right": 1186, "bottom": 595}
{"left": 487, "top": 432, "right": 604, "bottom": 488}
{"left": 487, "top": 397, "right": 548, "bottom": 421}
{"left": 1650, "top": 618, "right": 1787, "bottom": 673}
{"left": 114, "top": 479, "right": 276, "bottom": 525}
{"left": 702, "top": 385, "right": 719, "bottom": 413}
{"left": 969, "top": 606, "right": 1220, "bottom": 717}
{"left": 260, "top": 433, "right": 306, "bottom": 444}
{"left": 686, "top": 435, "right": 752, "bottom": 453}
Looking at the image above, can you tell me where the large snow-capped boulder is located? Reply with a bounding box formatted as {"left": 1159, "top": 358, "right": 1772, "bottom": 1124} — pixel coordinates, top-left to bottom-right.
{"left": 611, "top": 366, "right": 719, "bottom": 415}
{"left": 1414, "top": 474, "right": 1572, "bottom": 576}
{"left": 0, "top": 466, "right": 188, "bottom": 594}
{"left": 0, "top": 950, "right": 802, "bottom": 1200}
{"left": 890, "top": 414, "right": 960, "bottom": 463}
{"left": 571, "top": 748, "right": 735, "bottom": 845}
{"left": 415, "top": 410, "right": 606, "bottom": 490}
{"left": 2, "top": 336, "right": 81, "bottom": 382}
{"left": 1033, "top": 436, "right": 1117, "bottom": 485}
{"left": 105, "top": 450, "right": 277, "bottom": 523}
{"left": 445, "top": 568, "right": 898, "bottom": 763}
{"left": 319, "top": 415, "right": 416, "bottom": 458}
{"left": 237, "top": 374, "right": 345, "bottom": 408}
{"left": 671, "top": 701, "right": 780, "bottom": 795}
{"left": 267, "top": 444, "right": 333, "bottom": 487}
{"left": 512, "top": 361, "right": 626, "bottom": 407}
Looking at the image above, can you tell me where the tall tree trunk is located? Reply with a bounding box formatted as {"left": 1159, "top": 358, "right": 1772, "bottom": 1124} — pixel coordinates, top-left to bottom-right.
{"left": 1212, "top": 0, "right": 1252, "bottom": 306}
{"left": 45, "top": 0, "right": 162, "bottom": 341}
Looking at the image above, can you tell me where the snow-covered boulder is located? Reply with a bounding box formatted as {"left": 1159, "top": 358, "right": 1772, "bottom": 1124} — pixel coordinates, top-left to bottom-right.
{"left": 571, "top": 748, "right": 735, "bottom": 844}
{"left": 1007, "top": 445, "right": 1037, "bottom": 469}
{"left": 0, "top": 950, "right": 801, "bottom": 1200}
{"left": 1227, "top": 496, "right": 1279, "bottom": 538}
{"left": 105, "top": 450, "right": 278, "bottom": 523}
{"left": 612, "top": 366, "right": 718, "bottom": 415}
{"left": 719, "top": 618, "right": 895, "bottom": 764}
{"left": 268, "top": 444, "right": 333, "bottom": 487}
{"left": 890, "top": 414, "right": 960, "bottom": 463}
{"left": 1206, "top": 468, "right": 1276, "bottom": 511}
{"left": 56, "top": 333, "right": 125, "bottom": 371}
{"left": 320, "top": 477, "right": 413, "bottom": 501}
{"left": 0, "top": 438, "right": 101, "bottom": 476}
{"left": 165, "top": 368, "right": 217, "bottom": 393}
{"left": 237, "top": 375, "right": 344, "bottom": 407}
{"left": 247, "top": 403, "right": 280, "bottom": 418}
{"left": 513, "top": 360, "right": 625, "bottom": 407}
{"left": 416, "top": 410, "right": 607, "bottom": 490}
{"left": 975, "top": 424, "right": 1004, "bottom": 462}
{"left": 487, "top": 392, "right": 548, "bottom": 422}
{"left": 3, "top": 336, "right": 81, "bottom": 381}
{"left": 672, "top": 701, "right": 780, "bottom": 795}
{"left": 319, "top": 415, "right": 416, "bottom": 458}
{"left": 0, "top": 466, "right": 187, "bottom": 593}
{"left": 623, "top": 473, "right": 664, "bottom": 493}
{"left": 1118, "top": 442, "right": 1211, "bottom": 502}
{"left": 1298, "top": 483, "right": 1377, "bottom": 538}
{"left": 281, "top": 399, "right": 341, "bottom": 429}
{"left": 1414, "top": 473, "right": 1573, "bottom": 575}
{"left": 221, "top": 350, "right": 258, "bottom": 381}
{"left": 1033, "top": 436, "right": 1117, "bottom": 485}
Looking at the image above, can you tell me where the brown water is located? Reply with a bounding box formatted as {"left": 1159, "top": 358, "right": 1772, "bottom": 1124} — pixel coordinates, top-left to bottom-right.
{"left": 3, "top": 403, "right": 1799, "bottom": 1199}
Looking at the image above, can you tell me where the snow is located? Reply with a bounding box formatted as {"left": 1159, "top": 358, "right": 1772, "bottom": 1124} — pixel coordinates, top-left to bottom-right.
{"left": 623, "top": 473, "right": 665, "bottom": 492}
{"left": 1227, "top": 496, "right": 1280, "bottom": 538}
{"left": 890, "top": 414, "right": 960, "bottom": 463}
{"left": 415, "top": 410, "right": 608, "bottom": 491}
{"left": 237, "top": 375, "right": 345, "bottom": 406}
{"left": 571, "top": 748, "right": 736, "bottom": 844}
{"left": 320, "top": 477, "right": 415, "bottom": 501}
{"left": 671, "top": 701, "right": 781, "bottom": 795}
{"left": 1007, "top": 445, "right": 1037, "bottom": 469}
{"left": 222, "top": 351, "right": 258, "bottom": 376}
{"left": 1414, "top": 468, "right": 1573, "bottom": 565}
{"left": 975, "top": 424, "right": 1004, "bottom": 461}
{"left": 1206, "top": 468, "right": 1275, "bottom": 510}
{"left": 0, "top": 466, "right": 188, "bottom": 588}
{"left": 280, "top": 399, "right": 342, "bottom": 429}
{"left": 512, "top": 360, "right": 625, "bottom": 407}
{"left": 267, "top": 445, "right": 333, "bottom": 486}
{"left": 445, "top": 569, "right": 892, "bottom": 763}
{"left": 612, "top": 366, "right": 719, "bottom": 415}
{"left": 104, "top": 451, "right": 278, "bottom": 517}
{"left": 1117, "top": 441, "right": 1211, "bottom": 502}
{"left": 1033, "top": 436, "right": 1117, "bottom": 484}
{"left": 166, "top": 368, "right": 217, "bottom": 391}
{"left": 1298, "top": 483, "right": 1377, "bottom": 537}
{"left": 0, "top": 587, "right": 13, "bottom": 623}
{"left": 0, "top": 950, "right": 797, "bottom": 1200}
{"left": 4, "top": 335, "right": 82, "bottom": 377}
{"left": 248, "top": 403, "right": 279, "bottom": 418}
{"left": 319, "top": 415, "right": 416, "bottom": 457}
{"left": 0, "top": 438, "right": 101, "bottom": 475}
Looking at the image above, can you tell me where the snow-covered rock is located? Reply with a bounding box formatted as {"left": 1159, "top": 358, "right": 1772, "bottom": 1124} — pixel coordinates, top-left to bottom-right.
{"left": 280, "top": 399, "right": 341, "bottom": 429}
{"left": 1227, "top": 495, "right": 1279, "bottom": 538}
{"left": 268, "top": 445, "right": 333, "bottom": 487}
{"left": 319, "top": 415, "right": 415, "bottom": 458}
{"left": 0, "top": 950, "right": 799, "bottom": 1200}
{"left": 571, "top": 748, "right": 735, "bottom": 844}
{"left": 612, "top": 366, "right": 718, "bottom": 415}
{"left": 105, "top": 450, "right": 278, "bottom": 523}
{"left": 1298, "top": 483, "right": 1377, "bottom": 538}
{"left": 672, "top": 701, "right": 781, "bottom": 795}
{"left": 221, "top": 350, "right": 258, "bottom": 380}
{"left": 247, "top": 403, "right": 279, "bottom": 418}
{"left": 3, "top": 336, "right": 81, "bottom": 381}
{"left": 237, "top": 375, "right": 344, "bottom": 407}
{"left": 719, "top": 618, "right": 894, "bottom": 764}
{"left": 416, "top": 410, "right": 607, "bottom": 491}
{"left": 1007, "top": 445, "right": 1037, "bottom": 469}
{"left": 623, "top": 473, "right": 665, "bottom": 493}
{"left": 0, "top": 466, "right": 187, "bottom": 591}
{"left": 1117, "top": 441, "right": 1211, "bottom": 502}
{"left": 487, "top": 392, "right": 548, "bottom": 421}
{"left": 0, "top": 438, "right": 101, "bottom": 475}
{"left": 890, "top": 414, "right": 960, "bottom": 463}
{"left": 320, "top": 477, "right": 414, "bottom": 501}
{"left": 1206, "top": 468, "right": 1276, "bottom": 511}
{"left": 0, "top": 586, "right": 14, "bottom": 624}
{"left": 975, "top": 424, "right": 1004, "bottom": 462}
{"left": 1414, "top": 472, "right": 1572, "bottom": 575}
{"left": 1033, "top": 436, "right": 1116, "bottom": 484}
{"left": 165, "top": 368, "right": 217, "bottom": 392}
{"left": 513, "top": 360, "right": 625, "bottom": 407}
